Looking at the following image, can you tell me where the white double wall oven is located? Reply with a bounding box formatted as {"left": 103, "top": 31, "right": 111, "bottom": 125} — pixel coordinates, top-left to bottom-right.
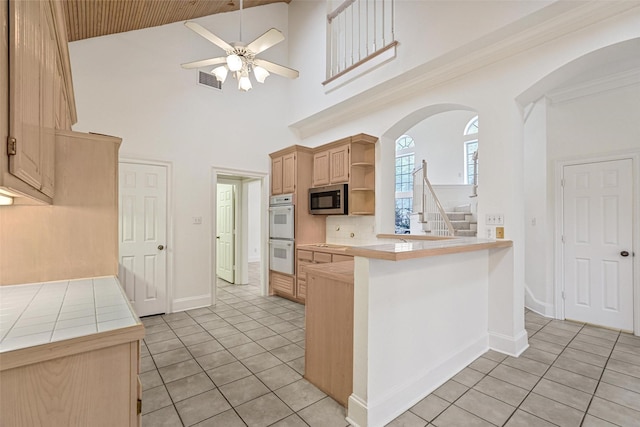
{"left": 269, "top": 194, "right": 295, "bottom": 275}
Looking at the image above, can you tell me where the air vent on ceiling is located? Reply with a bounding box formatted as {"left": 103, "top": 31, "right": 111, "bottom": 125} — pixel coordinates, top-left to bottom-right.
{"left": 198, "top": 71, "right": 222, "bottom": 90}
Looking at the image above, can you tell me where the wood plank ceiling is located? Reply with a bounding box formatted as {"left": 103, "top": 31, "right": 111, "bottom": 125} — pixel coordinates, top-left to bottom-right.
{"left": 62, "top": 0, "right": 291, "bottom": 42}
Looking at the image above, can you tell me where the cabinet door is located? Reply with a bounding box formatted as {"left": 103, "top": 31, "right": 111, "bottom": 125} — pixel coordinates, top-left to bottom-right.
{"left": 329, "top": 145, "right": 350, "bottom": 184}
{"left": 9, "top": 0, "right": 43, "bottom": 189}
{"left": 312, "top": 150, "right": 330, "bottom": 187}
{"left": 282, "top": 153, "right": 296, "bottom": 194}
{"left": 40, "top": 3, "right": 56, "bottom": 197}
{"left": 271, "top": 156, "right": 283, "bottom": 195}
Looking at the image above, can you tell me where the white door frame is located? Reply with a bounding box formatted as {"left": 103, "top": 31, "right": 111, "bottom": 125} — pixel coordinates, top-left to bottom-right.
{"left": 120, "top": 156, "right": 174, "bottom": 315}
{"left": 554, "top": 151, "right": 640, "bottom": 335}
{"left": 211, "top": 166, "right": 269, "bottom": 304}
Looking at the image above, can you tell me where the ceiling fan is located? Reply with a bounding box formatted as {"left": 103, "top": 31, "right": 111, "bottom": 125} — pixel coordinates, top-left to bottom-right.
{"left": 181, "top": 0, "right": 299, "bottom": 92}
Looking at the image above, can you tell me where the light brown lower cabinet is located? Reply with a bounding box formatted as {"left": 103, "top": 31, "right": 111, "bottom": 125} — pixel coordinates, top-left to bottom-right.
{"left": 304, "top": 261, "right": 354, "bottom": 407}
{"left": 296, "top": 249, "right": 353, "bottom": 304}
{"left": 0, "top": 328, "right": 144, "bottom": 426}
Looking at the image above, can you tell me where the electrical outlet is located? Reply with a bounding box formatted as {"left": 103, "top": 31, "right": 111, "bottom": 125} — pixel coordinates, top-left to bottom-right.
{"left": 486, "top": 228, "right": 494, "bottom": 239}
{"left": 496, "top": 226, "right": 504, "bottom": 239}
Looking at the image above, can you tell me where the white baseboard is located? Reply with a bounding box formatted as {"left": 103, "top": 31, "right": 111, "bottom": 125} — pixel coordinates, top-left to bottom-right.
{"left": 524, "top": 285, "right": 555, "bottom": 317}
{"left": 346, "top": 394, "right": 368, "bottom": 427}
{"left": 248, "top": 256, "right": 261, "bottom": 263}
{"left": 171, "top": 294, "right": 213, "bottom": 313}
{"left": 348, "top": 336, "right": 488, "bottom": 427}
{"left": 489, "top": 329, "right": 529, "bottom": 357}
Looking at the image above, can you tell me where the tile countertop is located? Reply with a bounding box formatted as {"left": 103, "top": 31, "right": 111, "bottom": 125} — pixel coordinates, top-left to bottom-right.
{"left": 0, "top": 276, "right": 141, "bottom": 354}
{"left": 344, "top": 237, "right": 513, "bottom": 261}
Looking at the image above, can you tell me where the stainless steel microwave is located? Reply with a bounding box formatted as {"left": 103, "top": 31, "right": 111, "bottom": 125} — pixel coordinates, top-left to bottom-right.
{"left": 309, "top": 184, "right": 348, "bottom": 215}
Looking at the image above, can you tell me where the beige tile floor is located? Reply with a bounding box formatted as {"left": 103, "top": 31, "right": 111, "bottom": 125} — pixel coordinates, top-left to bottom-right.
{"left": 141, "top": 264, "right": 640, "bottom": 426}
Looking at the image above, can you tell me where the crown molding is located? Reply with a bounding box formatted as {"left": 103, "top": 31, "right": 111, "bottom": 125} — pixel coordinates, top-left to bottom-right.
{"left": 289, "top": 1, "right": 640, "bottom": 139}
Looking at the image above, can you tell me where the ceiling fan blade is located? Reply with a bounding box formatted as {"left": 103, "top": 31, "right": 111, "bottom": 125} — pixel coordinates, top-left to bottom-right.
{"left": 184, "top": 21, "right": 233, "bottom": 52}
{"left": 246, "top": 28, "right": 285, "bottom": 55}
{"left": 254, "top": 58, "right": 299, "bottom": 79}
{"left": 181, "top": 57, "right": 227, "bottom": 69}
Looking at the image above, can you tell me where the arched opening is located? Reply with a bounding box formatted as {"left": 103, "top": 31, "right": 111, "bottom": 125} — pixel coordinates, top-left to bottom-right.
{"left": 379, "top": 104, "right": 480, "bottom": 236}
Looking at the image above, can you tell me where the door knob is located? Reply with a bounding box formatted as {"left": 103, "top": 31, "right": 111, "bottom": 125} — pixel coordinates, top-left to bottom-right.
{"left": 158, "top": 245, "right": 165, "bottom": 250}
{"left": 620, "top": 251, "right": 629, "bottom": 257}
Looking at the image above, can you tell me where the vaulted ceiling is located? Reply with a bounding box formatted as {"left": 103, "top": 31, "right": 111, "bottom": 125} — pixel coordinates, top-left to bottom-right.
{"left": 62, "top": 0, "right": 291, "bottom": 42}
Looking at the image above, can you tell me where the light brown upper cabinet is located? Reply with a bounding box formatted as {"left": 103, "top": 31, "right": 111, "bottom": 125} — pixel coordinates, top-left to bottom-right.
{"left": 271, "top": 151, "right": 296, "bottom": 195}
{"left": 312, "top": 138, "right": 350, "bottom": 187}
{"left": 2, "top": 0, "right": 76, "bottom": 204}
{"left": 311, "top": 134, "right": 377, "bottom": 215}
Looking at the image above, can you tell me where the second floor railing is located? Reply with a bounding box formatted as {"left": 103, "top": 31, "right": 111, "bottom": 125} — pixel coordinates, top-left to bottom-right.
{"left": 326, "top": 0, "right": 395, "bottom": 81}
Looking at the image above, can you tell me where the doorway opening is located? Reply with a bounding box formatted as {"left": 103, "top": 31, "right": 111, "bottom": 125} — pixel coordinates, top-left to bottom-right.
{"left": 212, "top": 167, "right": 268, "bottom": 304}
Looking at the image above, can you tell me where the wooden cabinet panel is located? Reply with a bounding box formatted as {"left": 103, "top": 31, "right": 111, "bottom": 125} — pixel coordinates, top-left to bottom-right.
{"left": 329, "top": 145, "right": 350, "bottom": 184}
{"left": 40, "top": 4, "right": 57, "bottom": 198}
{"left": 3, "top": 0, "right": 76, "bottom": 204}
{"left": 312, "top": 150, "right": 330, "bottom": 187}
{"left": 271, "top": 152, "right": 296, "bottom": 195}
{"left": 314, "top": 252, "right": 332, "bottom": 263}
{"left": 313, "top": 145, "right": 349, "bottom": 187}
{"left": 9, "top": 0, "right": 44, "bottom": 190}
{"left": 305, "top": 267, "right": 354, "bottom": 406}
{"left": 332, "top": 254, "right": 353, "bottom": 263}
{"left": 298, "top": 250, "right": 313, "bottom": 261}
{"left": 271, "top": 156, "right": 283, "bottom": 195}
{"left": 282, "top": 152, "right": 296, "bottom": 194}
{"left": 271, "top": 271, "right": 295, "bottom": 297}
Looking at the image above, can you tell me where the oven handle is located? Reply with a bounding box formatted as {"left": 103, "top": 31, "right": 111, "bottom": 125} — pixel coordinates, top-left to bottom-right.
{"left": 268, "top": 206, "right": 293, "bottom": 211}
{"left": 269, "top": 240, "right": 293, "bottom": 246}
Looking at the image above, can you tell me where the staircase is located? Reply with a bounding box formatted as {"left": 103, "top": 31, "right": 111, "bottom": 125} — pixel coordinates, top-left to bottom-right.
{"left": 421, "top": 205, "right": 477, "bottom": 237}
{"left": 412, "top": 160, "right": 477, "bottom": 238}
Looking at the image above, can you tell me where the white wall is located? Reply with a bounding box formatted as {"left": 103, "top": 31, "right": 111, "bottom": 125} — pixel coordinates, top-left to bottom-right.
{"left": 406, "top": 110, "right": 477, "bottom": 185}
{"left": 69, "top": 3, "right": 294, "bottom": 309}
{"left": 523, "top": 98, "right": 553, "bottom": 316}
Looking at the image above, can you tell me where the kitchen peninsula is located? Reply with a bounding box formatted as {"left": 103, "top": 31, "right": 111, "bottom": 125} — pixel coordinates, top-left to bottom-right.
{"left": 304, "top": 237, "right": 527, "bottom": 427}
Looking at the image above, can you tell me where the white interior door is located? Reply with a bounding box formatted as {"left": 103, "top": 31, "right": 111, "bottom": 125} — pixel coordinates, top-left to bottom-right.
{"left": 119, "top": 162, "right": 168, "bottom": 317}
{"left": 217, "top": 183, "right": 235, "bottom": 283}
{"left": 563, "top": 159, "right": 634, "bottom": 331}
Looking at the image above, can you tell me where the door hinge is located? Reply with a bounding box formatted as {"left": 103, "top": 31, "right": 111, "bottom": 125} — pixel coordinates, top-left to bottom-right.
{"left": 137, "top": 399, "right": 142, "bottom": 414}
{"left": 7, "top": 137, "right": 17, "bottom": 155}
{"left": 560, "top": 179, "right": 565, "bottom": 187}
{"left": 561, "top": 235, "right": 565, "bottom": 243}
{"left": 561, "top": 291, "right": 565, "bottom": 300}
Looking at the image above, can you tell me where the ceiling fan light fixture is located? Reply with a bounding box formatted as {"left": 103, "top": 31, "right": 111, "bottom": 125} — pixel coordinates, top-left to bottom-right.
{"left": 253, "top": 65, "right": 270, "bottom": 83}
{"left": 227, "top": 54, "right": 243, "bottom": 72}
{"left": 238, "top": 73, "right": 252, "bottom": 91}
{"left": 212, "top": 65, "right": 228, "bottom": 83}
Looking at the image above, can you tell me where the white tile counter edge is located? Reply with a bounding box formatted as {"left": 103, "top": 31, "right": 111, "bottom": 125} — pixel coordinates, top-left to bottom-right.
{"left": 0, "top": 276, "right": 141, "bottom": 353}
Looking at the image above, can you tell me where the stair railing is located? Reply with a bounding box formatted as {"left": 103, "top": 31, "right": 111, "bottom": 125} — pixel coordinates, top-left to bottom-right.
{"left": 412, "top": 160, "right": 455, "bottom": 236}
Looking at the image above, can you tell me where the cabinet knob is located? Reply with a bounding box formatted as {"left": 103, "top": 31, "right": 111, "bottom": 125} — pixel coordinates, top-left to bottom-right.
{"left": 158, "top": 245, "right": 165, "bottom": 250}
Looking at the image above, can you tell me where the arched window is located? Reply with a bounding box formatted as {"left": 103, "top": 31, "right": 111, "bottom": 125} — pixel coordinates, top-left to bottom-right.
{"left": 395, "top": 135, "right": 415, "bottom": 233}
{"left": 464, "top": 116, "right": 479, "bottom": 185}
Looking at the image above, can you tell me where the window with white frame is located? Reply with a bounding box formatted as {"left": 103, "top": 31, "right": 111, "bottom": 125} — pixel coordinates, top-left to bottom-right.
{"left": 326, "top": 0, "right": 396, "bottom": 82}
{"left": 395, "top": 135, "right": 414, "bottom": 233}
{"left": 464, "top": 116, "right": 479, "bottom": 185}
